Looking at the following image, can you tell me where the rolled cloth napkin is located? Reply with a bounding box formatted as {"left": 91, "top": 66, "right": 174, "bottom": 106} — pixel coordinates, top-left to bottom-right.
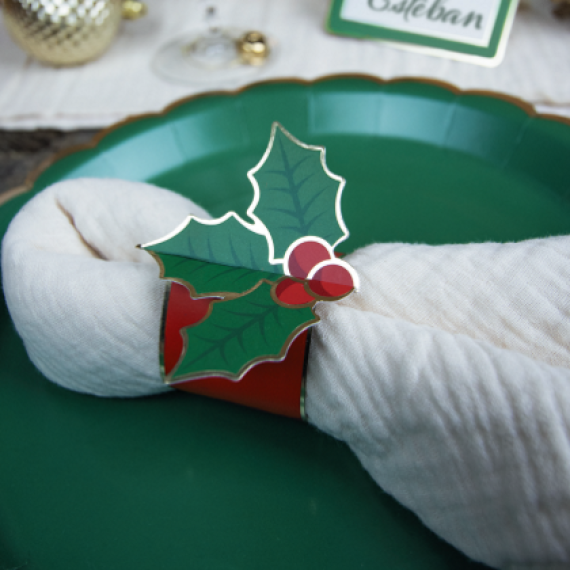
{"left": 2, "top": 178, "right": 570, "bottom": 569}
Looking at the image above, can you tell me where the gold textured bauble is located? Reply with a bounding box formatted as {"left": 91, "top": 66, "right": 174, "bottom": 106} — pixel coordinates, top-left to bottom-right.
{"left": 2, "top": 0, "right": 145, "bottom": 67}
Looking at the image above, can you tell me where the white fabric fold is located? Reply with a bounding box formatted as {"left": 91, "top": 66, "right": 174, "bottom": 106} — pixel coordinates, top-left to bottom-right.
{"left": 339, "top": 239, "right": 570, "bottom": 368}
{"left": 306, "top": 238, "right": 570, "bottom": 567}
{"left": 2, "top": 179, "right": 570, "bottom": 568}
{"left": 307, "top": 304, "right": 570, "bottom": 568}
{"left": 1, "top": 178, "right": 210, "bottom": 396}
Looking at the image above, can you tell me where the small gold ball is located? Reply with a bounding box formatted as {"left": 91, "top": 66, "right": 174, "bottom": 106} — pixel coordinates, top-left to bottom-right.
{"left": 237, "top": 31, "right": 269, "bottom": 66}
{"left": 122, "top": 1, "right": 147, "bottom": 20}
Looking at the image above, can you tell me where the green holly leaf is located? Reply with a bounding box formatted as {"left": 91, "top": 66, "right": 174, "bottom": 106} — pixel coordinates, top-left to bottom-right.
{"left": 248, "top": 123, "right": 348, "bottom": 261}
{"left": 143, "top": 213, "right": 281, "bottom": 297}
{"left": 170, "top": 281, "right": 318, "bottom": 381}
{"left": 140, "top": 124, "right": 357, "bottom": 386}
{"left": 149, "top": 252, "right": 278, "bottom": 298}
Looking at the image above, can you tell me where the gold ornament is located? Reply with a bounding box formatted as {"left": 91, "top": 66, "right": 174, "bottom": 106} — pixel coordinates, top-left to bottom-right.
{"left": 237, "top": 31, "right": 270, "bottom": 67}
{"left": 1, "top": 0, "right": 147, "bottom": 67}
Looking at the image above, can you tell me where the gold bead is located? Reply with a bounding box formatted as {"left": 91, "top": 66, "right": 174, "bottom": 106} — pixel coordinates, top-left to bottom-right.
{"left": 237, "top": 31, "right": 270, "bottom": 66}
{"left": 122, "top": 0, "right": 146, "bottom": 20}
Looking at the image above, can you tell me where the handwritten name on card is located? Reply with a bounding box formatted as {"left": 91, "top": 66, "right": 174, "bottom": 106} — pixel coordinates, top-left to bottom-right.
{"left": 327, "top": 0, "right": 518, "bottom": 65}
{"left": 340, "top": 0, "right": 501, "bottom": 45}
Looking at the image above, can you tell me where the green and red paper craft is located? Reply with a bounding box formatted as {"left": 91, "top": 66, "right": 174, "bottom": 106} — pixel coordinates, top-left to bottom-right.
{"left": 142, "top": 123, "right": 358, "bottom": 418}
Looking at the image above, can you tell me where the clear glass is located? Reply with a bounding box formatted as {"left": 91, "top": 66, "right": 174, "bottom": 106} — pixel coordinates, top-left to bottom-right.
{"left": 152, "top": 1, "right": 275, "bottom": 85}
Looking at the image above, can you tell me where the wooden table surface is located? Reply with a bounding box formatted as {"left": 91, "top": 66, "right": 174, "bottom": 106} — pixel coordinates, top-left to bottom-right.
{"left": 0, "top": 129, "right": 98, "bottom": 199}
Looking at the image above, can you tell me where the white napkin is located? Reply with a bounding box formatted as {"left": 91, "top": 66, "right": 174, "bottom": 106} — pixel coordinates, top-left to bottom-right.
{"left": 1, "top": 178, "right": 209, "bottom": 396}
{"left": 308, "top": 240, "right": 570, "bottom": 568}
{"left": 2, "top": 179, "right": 570, "bottom": 568}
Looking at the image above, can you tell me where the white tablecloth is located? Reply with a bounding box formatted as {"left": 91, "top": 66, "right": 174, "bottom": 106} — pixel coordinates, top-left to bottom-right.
{"left": 0, "top": 0, "right": 569, "bottom": 130}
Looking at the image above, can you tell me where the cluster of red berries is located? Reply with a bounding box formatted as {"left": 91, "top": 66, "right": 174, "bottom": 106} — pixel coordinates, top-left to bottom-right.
{"left": 275, "top": 238, "right": 355, "bottom": 306}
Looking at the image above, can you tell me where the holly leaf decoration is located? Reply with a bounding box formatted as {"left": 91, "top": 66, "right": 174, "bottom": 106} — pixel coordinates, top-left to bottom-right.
{"left": 144, "top": 213, "right": 280, "bottom": 297}
{"left": 170, "top": 281, "right": 318, "bottom": 381}
{"left": 149, "top": 252, "right": 277, "bottom": 299}
{"left": 247, "top": 123, "right": 348, "bottom": 262}
{"left": 142, "top": 122, "right": 356, "bottom": 384}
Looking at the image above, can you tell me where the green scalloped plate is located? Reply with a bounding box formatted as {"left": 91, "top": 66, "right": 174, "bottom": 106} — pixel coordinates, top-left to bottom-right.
{"left": 2, "top": 76, "right": 570, "bottom": 570}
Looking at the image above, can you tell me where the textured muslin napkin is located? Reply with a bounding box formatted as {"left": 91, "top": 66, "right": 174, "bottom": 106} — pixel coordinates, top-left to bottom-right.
{"left": 2, "top": 178, "right": 570, "bottom": 569}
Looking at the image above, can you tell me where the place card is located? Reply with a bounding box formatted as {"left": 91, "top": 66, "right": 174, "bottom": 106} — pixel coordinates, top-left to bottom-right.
{"left": 327, "top": 0, "right": 520, "bottom": 66}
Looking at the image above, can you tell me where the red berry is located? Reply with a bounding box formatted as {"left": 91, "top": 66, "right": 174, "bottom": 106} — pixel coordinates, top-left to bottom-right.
{"left": 275, "top": 278, "right": 315, "bottom": 306}
{"left": 163, "top": 282, "right": 213, "bottom": 376}
{"left": 308, "top": 262, "right": 354, "bottom": 299}
{"left": 287, "top": 240, "right": 331, "bottom": 278}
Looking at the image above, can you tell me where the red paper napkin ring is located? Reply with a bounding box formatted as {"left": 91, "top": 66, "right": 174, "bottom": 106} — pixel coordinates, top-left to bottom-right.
{"left": 162, "top": 281, "right": 310, "bottom": 420}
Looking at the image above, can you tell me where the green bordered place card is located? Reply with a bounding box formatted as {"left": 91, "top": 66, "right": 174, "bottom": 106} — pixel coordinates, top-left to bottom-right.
{"left": 326, "top": 0, "right": 520, "bottom": 66}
